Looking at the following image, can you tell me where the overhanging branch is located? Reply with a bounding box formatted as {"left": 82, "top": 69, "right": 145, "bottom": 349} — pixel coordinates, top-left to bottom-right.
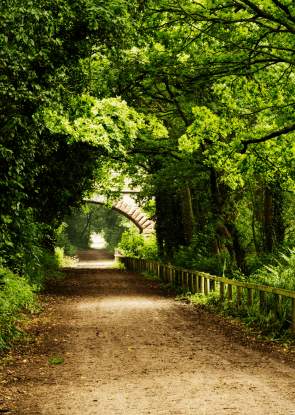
{"left": 241, "top": 123, "right": 295, "bottom": 151}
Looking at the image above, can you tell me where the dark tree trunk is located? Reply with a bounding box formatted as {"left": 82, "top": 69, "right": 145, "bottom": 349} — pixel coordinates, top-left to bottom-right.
{"left": 263, "top": 186, "right": 273, "bottom": 252}
{"left": 225, "top": 222, "right": 247, "bottom": 273}
{"left": 155, "top": 189, "right": 187, "bottom": 260}
{"left": 209, "top": 168, "right": 246, "bottom": 271}
{"left": 263, "top": 183, "right": 285, "bottom": 252}
{"left": 272, "top": 183, "right": 285, "bottom": 247}
{"left": 179, "top": 185, "right": 194, "bottom": 245}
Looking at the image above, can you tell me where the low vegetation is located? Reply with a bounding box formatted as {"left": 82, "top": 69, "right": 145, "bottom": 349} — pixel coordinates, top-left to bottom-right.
{"left": 0, "top": 267, "right": 37, "bottom": 350}
{"left": 118, "top": 228, "right": 158, "bottom": 260}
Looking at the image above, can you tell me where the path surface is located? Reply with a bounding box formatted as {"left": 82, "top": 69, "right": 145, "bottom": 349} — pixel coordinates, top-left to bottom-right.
{"left": 74, "top": 248, "right": 116, "bottom": 268}
{"left": 1, "top": 251, "right": 295, "bottom": 414}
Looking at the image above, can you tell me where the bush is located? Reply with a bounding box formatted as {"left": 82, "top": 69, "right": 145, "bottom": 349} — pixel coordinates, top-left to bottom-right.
{"left": 0, "top": 267, "right": 37, "bottom": 350}
{"left": 0, "top": 248, "right": 68, "bottom": 352}
{"left": 118, "top": 228, "right": 158, "bottom": 260}
{"left": 174, "top": 237, "right": 232, "bottom": 275}
{"left": 24, "top": 249, "right": 62, "bottom": 288}
{"left": 56, "top": 223, "right": 77, "bottom": 256}
{"left": 54, "top": 246, "right": 78, "bottom": 268}
{"left": 250, "top": 248, "right": 295, "bottom": 291}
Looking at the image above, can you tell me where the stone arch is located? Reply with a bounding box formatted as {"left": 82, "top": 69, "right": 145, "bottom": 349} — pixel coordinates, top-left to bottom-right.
{"left": 85, "top": 194, "right": 155, "bottom": 236}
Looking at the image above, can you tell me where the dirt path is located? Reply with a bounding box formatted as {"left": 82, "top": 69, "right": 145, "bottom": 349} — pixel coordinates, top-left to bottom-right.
{"left": 74, "top": 248, "right": 116, "bottom": 268}
{"left": 1, "top": 258, "right": 295, "bottom": 414}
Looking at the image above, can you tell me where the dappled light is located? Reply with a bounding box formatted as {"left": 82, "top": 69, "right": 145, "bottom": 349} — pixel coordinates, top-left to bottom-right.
{"left": 97, "top": 296, "right": 170, "bottom": 311}
{"left": 74, "top": 248, "right": 116, "bottom": 269}
{"left": 77, "top": 296, "right": 171, "bottom": 312}
{"left": 3, "top": 264, "right": 295, "bottom": 414}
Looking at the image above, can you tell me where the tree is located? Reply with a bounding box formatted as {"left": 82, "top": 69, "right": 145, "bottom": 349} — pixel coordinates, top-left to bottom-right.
{"left": 82, "top": 0, "right": 295, "bottom": 269}
{"left": 0, "top": 0, "right": 141, "bottom": 271}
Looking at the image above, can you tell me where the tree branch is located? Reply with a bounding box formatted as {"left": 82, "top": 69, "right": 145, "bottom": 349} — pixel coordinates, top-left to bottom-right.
{"left": 242, "top": 123, "right": 295, "bottom": 151}
{"left": 270, "top": 0, "right": 295, "bottom": 24}
{"left": 235, "top": 0, "right": 295, "bottom": 33}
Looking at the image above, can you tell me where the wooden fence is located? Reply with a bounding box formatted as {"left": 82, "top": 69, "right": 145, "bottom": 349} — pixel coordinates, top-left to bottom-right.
{"left": 121, "top": 257, "right": 295, "bottom": 334}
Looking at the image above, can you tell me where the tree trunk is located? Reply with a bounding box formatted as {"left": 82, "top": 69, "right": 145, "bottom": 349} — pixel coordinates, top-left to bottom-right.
{"left": 209, "top": 168, "right": 246, "bottom": 271}
{"left": 225, "top": 222, "right": 247, "bottom": 273}
{"left": 179, "top": 185, "right": 194, "bottom": 245}
{"left": 263, "top": 183, "right": 285, "bottom": 252}
{"left": 263, "top": 186, "right": 273, "bottom": 252}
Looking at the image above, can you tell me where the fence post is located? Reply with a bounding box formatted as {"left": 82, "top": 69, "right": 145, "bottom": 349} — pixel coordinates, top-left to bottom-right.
{"left": 178, "top": 269, "right": 181, "bottom": 287}
{"left": 191, "top": 274, "right": 196, "bottom": 294}
{"left": 220, "top": 282, "right": 225, "bottom": 301}
{"left": 123, "top": 258, "right": 295, "bottom": 335}
{"left": 259, "top": 290, "right": 266, "bottom": 312}
{"left": 236, "top": 286, "right": 242, "bottom": 308}
{"left": 195, "top": 273, "right": 199, "bottom": 293}
{"left": 247, "top": 288, "right": 253, "bottom": 306}
{"left": 199, "top": 275, "right": 204, "bottom": 294}
{"left": 207, "top": 278, "right": 211, "bottom": 294}
{"left": 228, "top": 284, "right": 233, "bottom": 302}
{"left": 204, "top": 277, "right": 208, "bottom": 295}
{"left": 275, "top": 294, "right": 281, "bottom": 315}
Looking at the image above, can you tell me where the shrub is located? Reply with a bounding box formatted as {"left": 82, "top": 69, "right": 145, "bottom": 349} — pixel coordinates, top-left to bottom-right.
{"left": 250, "top": 248, "right": 295, "bottom": 291}
{"left": 118, "top": 228, "right": 158, "bottom": 260}
{"left": 0, "top": 267, "right": 37, "bottom": 350}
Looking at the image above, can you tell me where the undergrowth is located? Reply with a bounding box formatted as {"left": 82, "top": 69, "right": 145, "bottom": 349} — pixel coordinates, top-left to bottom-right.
{"left": 0, "top": 267, "right": 38, "bottom": 351}
{"left": 140, "top": 265, "right": 295, "bottom": 343}
{"left": 177, "top": 290, "right": 294, "bottom": 343}
{"left": 55, "top": 246, "right": 78, "bottom": 268}
{"left": 0, "top": 249, "right": 64, "bottom": 352}
{"left": 118, "top": 228, "right": 158, "bottom": 260}
{"left": 249, "top": 248, "right": 295, "bottom": 291}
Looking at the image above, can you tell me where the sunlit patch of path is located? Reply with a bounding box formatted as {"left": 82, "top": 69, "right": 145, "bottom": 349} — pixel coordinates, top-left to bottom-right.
{"left": 78, "top": 296, "right": 171, "bottom": 311}
{"left": 74, "top": 248, "right": 117, "bottom": 268}
{"left": 10, "top": 251, "right": 295, "bottom": 415}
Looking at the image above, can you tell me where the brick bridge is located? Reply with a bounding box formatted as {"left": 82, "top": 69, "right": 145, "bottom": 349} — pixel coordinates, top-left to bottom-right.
{"left": 85, "top": 192, "right": 155, "bottom": 236}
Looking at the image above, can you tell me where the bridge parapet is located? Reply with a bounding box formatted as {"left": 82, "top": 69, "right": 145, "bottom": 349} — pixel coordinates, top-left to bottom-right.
{"left": 85, "top": 194, "right": 155, "bottom": 236}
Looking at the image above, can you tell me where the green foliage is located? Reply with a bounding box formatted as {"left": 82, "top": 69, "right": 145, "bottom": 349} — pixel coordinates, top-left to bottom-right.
{"left": 88, "top": 204, "right": 129, "bottom": 252}
{"left": 224, "top": 291, "right": 289, "bottom": 337}
{"left": 173, "top": 230, "right": 233, "bottom": 275}
{"left": 42, "top": 95, "right": 167, "bottom": 154}
{"left": 56, "top": 224, "right": 77, "bottom": 257}
{"left": 118, "top": 228, "right": 158, "bottom": 260}
{"left": 48, "top": 356, "right": 64, "bottom": 365}
{"left": 179, "top": 247, "right": 295, "bottom": 337}
{"left": 181, "top": 288, "right": 292, "bottom": 339}
{"left": 1, "top": 0, "right": 295, "bottom": 350}
{"left": 0, "top": 268, "right": 37, "bottom": 350}
{"left": 92, "top": 0, "right": 295, "bottom": 266}
{"left": 250, "top": 249, "right": 295, "bottom": 291}
{"left": 0, "top": 0, "right": 147, "bottom": 278}
{"left": 54, "top": 246, "right": 77, "bottom": 268}
{"left": 57, "top": 204, "right": 130, "bottom": 254}
{"left": 141, "top": 271, "right": 160, "bottom": 282}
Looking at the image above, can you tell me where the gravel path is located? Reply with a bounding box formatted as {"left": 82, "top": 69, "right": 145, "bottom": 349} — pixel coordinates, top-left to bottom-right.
{"left": 1, "top": 255, "right": 295, "bottom": 414}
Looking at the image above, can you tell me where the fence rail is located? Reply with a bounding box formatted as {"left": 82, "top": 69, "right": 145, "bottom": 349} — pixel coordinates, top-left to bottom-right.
{"left": 121, "top": 257, "right": 295, "bottom": 334}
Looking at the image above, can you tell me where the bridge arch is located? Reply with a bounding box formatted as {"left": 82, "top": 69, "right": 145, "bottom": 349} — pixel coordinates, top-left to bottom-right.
{"left": 85, "top": 194, "right": 155, "bottom": 236}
